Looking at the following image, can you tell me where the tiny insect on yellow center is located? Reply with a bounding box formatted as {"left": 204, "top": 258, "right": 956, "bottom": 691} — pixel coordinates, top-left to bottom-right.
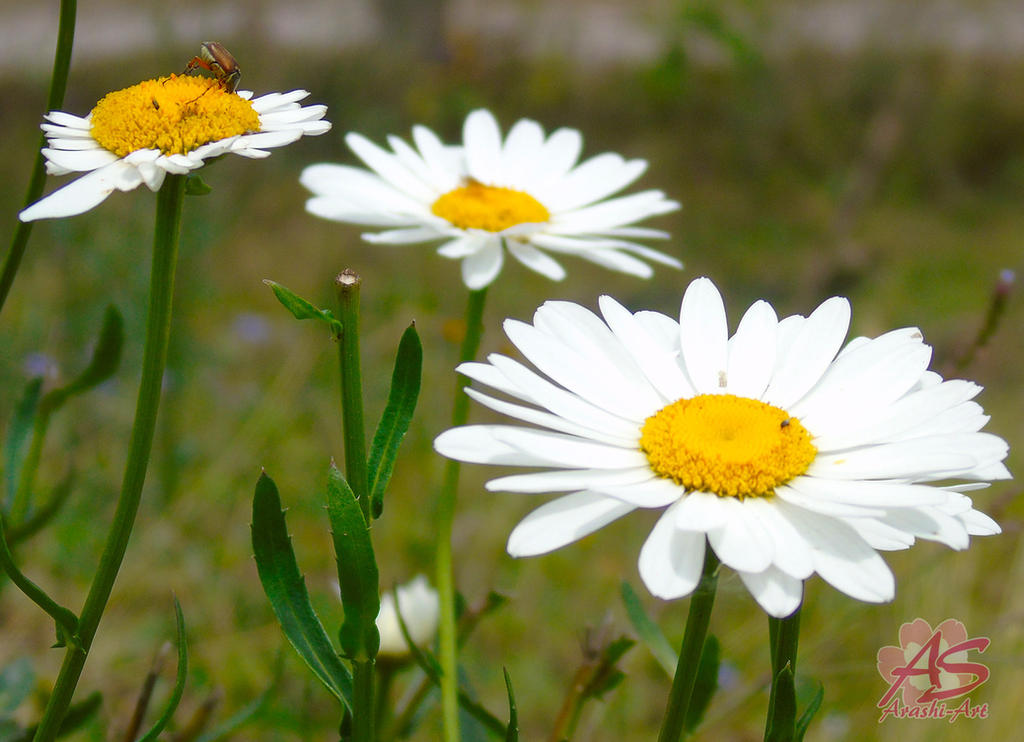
{"left": 639, "top": 394, "right": 817, "bottom": 499}
{"left": 431, "top": 179, "right": 550, "bottom": 232}
{"left": 89, "top": 75, "right": 260, "bottom": 158}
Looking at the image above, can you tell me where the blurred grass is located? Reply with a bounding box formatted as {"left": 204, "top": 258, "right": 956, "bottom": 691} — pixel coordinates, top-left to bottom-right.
{"left": 1, "top": 12, "right": 1023, "bottom": 742}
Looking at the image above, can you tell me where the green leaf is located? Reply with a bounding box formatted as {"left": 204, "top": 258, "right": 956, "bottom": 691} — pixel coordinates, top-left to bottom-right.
{"left": 3, "top": 379, "right": 42, "bottom": 509}
{"left": 326, "top": 463, "right": 380, "bottom": 659}
{"left": 503, "top": 668, "right": 518, "bottom": 742}
{"left": 41, "top": 305, "right": 124, "bottom": 412}
{"left": 137, "top": 597, "right": 188, "bottom": 742}
{"left": 794, "top": 679, "right": 823, "bottom": 742}
{"left": 684, "top": 635, "right": 720, "bottom": 734}
{"left": 263, "top": 280, "right": 343, "bottom": 336}
{"left": 251, "top": 471, "right": 353, "bottom": 709}
{"left": 620, "top": 581, "right": 677, "bottom": 676}
{"left": 765, "top": 663, "right": 797, "bottom": 742}
{"left": 367, "top": 324, "right": 422, "bottom": 519}
{"left": 184, "top": 174, "right": 213, "bottom": 196}
{"left": 0, "top": 659, "right": 34, "bottom": 717}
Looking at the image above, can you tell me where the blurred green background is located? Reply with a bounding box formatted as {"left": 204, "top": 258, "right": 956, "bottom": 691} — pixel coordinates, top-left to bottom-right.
{"left": 1, "top": 1, "right": 1022, "bottom": 740}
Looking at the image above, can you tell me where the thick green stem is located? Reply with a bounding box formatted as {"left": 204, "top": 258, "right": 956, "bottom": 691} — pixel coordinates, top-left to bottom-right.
{"left": 32, "top": 174, "right": 186, "bottom": 742}
{"left": 336, "top": 270, "right": 370, "bottom": 520}
{"left": 658, "top": 547, "right": 720, "bottom": 742}
{"left": 352, "top": 659, "right": 375, "bottom": 742}
{"left": 0, "top": 0, "right": 77, "bottom": 316}
{"left": 765, "top": 608, "right": 801, "bottom": 740}
{"left": 435, "top": 286, "right": 488, "bottom": 742}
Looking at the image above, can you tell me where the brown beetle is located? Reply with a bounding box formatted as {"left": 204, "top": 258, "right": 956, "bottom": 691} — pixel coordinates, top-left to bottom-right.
{"left": 184, "top": 42, "right": 241, "bottom": 93}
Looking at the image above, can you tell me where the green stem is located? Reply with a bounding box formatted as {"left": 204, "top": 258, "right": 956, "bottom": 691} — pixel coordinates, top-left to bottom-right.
{"left": 764, "top": 608, "right": 801, "bottom": 740}
{"left": 31, "top": 173, "right": 186, "bottom": 742}
{"left": 657, "top": 547, "right": 720, "bottom": 742}
{"left": 336, "top": 270, "right": 370, "bottom": 520}
{"left": 435, "top": 285, "right": 488, "bottom": 742}
{"left": 0, "top": 0, "right": 78, "bottom": 316}
{"left": 352, "top": 659, "right": 375, "bottom": 742}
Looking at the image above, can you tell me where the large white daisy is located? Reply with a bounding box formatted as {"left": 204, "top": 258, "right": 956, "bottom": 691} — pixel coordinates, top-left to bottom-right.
{"left": 300, "top": 108, "right": 681, "bottom": 290}
{"left": 434, "top": 277, "right": 1010, "bottom": 617}
{"left": 20, "top": 75, "right": 330, "bottom": 221}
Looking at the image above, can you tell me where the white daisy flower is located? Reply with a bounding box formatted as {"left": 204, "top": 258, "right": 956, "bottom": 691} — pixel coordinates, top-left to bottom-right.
{"left": 20, "top": 75, "right": 330, "bottom": 221}
{"left": 300, "top": 108, "right": 681, "bottom": 290}
{"left": 434, "top": 277, "right": 1010, "bottom": 618}
{"left": 376, "top": 575, "right": 441, "bottom": 658}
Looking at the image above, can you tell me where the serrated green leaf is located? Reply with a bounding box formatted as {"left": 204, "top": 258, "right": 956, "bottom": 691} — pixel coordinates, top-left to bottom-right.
{"left": 137, "top": 597, "right": 188, "bottom": 742}
{"left": 620, "top": 581, "right": 677, "bottom": 676}
{"left": 263, "top": 280, "right": 343, "bottom": 336}
{"left": 0, "top": 658, "right": 34, "bottom": 717}
{"left": 368, "top": 324, "right": 422, "bottom": 519}
{"left": 42, "top": 306, "right": 123, "bottom": 412}
{"left": 765, "top": 663, "right": 797, "bottom": 742}
{"left": 794, "top": 679, "right": 823, "bottom": 742}
{"left": 503, "top": 668, "right": 518, "bottom": 742}
{"left": 684, "top": 635, "right": 720, "bottom": 734}
{"left": 251, "top": 472, "right": 353, "bottom": 709}
{"left": 326, "top": 463, "right": 380, "bottom": 659}
{"left": 184, "top": 174, "right": 212, "bottom": 195}
{"left": 3, "top": 379, "right": 42, "bottom": 509}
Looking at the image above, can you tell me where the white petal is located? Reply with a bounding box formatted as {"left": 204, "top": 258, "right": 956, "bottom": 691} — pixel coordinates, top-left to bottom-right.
{"left": 488, "top": 426, "right": 648, "bottom": 469}
{"left": 345, "top": 133, "right": 435, "bottom": 201}
{"left": 507, "top": 492, "right": 634, "bottom": 556}
{"left": 599, "top": 295, "right": 694, "bottom": 401}
{"left": 42, "top": 147, "right": 119, "bottom": 172}
{"left": 707, "top": 498, "right": 774, "bottom": 572}
{"left": 743, "top": 498, "right": 815, "bottom": 579}
{"left": 784, "top": 477, "right": 948, "bottom": 508}
{"left": 726, "top": 300, "right": 778, "bottom": 399}
{"left": 483, "top": 355, "right": 641, "bottom": 440}
{"left": 434, "top": 425, "right": 554, "bottom": 466}
{"left": 958, "top": 508, "right": 1000, "bottom": 536}
{"left": 20, "top": 159, "right": 141, "bottom": 221}
{"left": 599, "top": 478, "right": 684, "bottom": 508}
{"left": 639, "top": 503, "right": 707, "bottom": 599}
{"left": 763, "top": 297, "right": 851, "bottom": 409}
{"left": 363, "top": 227, "right": 443, "bottom": 244}
{"left": 464, "top": 387, "right": 636, "bottom": 447}
{"left": 463, "top": 109, "right": 503, "bottom": 183}
{"left": 679, "top": 277, "right": 729, "bottom": 393}
{"left": 540, "top": 154, "right": 647, "bottom": 212}
{"left": 775, "top": 502, "right": 895, "bottom": 602}
{"left": 412, "top": 125, "right": 463, "bottom": 190}
{"left": 461, "top": 238, "right": 504, "bottom": 289}
{"left": 487, "top": 467, "right": 656, "bottom": 494}
{"left": 535, "top": 127, "right": 583, "bottom": 184}
{"left": 673, "top": 491, "right": 730, "bottom": 531}
{"left": 738, "top": 567, "right": 804, "bottom": 618}
{"left": 505, "top": 239, "right": 566, "bottom": 281}
{"left": 500, "top": 118, "right": 546, "bottom": 188}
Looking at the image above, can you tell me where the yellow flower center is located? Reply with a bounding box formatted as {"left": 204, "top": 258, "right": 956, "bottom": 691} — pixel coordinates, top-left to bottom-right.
{"left": 431, "top": 179, "right": 550, "bottom": 232}
{"left": 90, "top": 75, "right": 260, "bottom": 158}
{"left": 639, "top": 394, "right": 816, "bottom": 499}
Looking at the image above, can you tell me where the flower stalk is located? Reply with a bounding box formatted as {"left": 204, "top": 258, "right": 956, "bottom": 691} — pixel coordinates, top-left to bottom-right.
{"left": 765, "top": 608, "right": 801, "bottom": 740}
{"left": 0, "top": 0, "right": 77, "bottom": 316}
{"left": 336, "top": 270, "right": 370, "bottom": 517}
{"left": 657, "top": 548, "right": 720, "bottom": 742}
{"left": 32, "top": 173, "right": 186, "bottom": 742}
{"left": 435, "top": 284, "right": 488, "bottom": 742}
